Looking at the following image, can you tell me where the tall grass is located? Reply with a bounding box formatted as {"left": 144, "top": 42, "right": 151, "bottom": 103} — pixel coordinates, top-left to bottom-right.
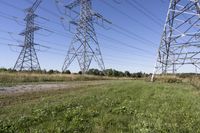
{"left": 154, "top": 75, "right": 183, "bottom": 83}
{"left": 154, "top": 75, "right": 200, "bottom": 89}
{"left": 186, "top": 76, "right": 200, "bottom": 89}
{"left": 0, "top": 72, "right": 118, "bottom": 86}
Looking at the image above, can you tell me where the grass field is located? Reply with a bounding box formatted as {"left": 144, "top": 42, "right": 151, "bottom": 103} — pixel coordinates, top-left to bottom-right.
{"left": 1, "top": 80, "right": 200, "bottom": 132}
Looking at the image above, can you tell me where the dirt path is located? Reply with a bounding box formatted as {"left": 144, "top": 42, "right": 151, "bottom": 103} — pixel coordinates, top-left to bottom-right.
{"left": 0, "top": 80, "right": 114, "bottom": 95}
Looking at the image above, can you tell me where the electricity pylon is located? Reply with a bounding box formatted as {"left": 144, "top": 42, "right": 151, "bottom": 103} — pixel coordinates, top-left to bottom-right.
{"left": 60, "top": 0, "right": 111, "bottom": 74}
{"left": 151, "top": 0, "right": 200, "bottom": 81}
{"left": 14, "top": 0, "right": 42, "bottom": 71}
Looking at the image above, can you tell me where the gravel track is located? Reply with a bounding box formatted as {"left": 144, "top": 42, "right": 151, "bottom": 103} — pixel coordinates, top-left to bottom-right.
{"left": 0, "top": 80, "right": 113, "bottom": 95}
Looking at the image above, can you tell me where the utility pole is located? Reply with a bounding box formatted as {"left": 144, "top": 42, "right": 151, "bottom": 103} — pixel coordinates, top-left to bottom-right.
{"left": 60, "top": 0, "right": 111, "bottom": 74}
{"left": 14, "top": 0, "right": 42, "bottom": 71}
{"left": 151, "top": 0, "right": 200, "bottom": 81}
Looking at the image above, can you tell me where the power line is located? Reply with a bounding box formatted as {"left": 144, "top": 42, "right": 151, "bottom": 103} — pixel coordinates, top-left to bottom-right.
{"left": 0, "top": 0, "right": 160, "bottom": 72}
{"left": 0, "top": 11, "right": 72, "bottom": 38}
{"left": 56, "top": 0, "right": 159, "bottom": 48}
{"left": 127, "top": 0, "right": 163, "bottom": 26}
{"left": 54, "top": 1, "right": 159, "bottom": 47}
{"left": 1, "top": 1, "right": 156, "bottom": 55}
{"left": 0, "top": 37, "right": 154, "bottom": 69}
{"left": 160, "top": 0, "right": 167, "bottom": 4}
{"left": 104, "top": 53, "right": 153, "bottom": 62}
{"left": 24, "top": 0, "right": 61, "bottom": 17}
{"left": 104, "top": 57, "right": 153, "bottom": 67}
{"left": 0, "top": 27, "right": 155, "bottom": 60}
{"left": 1, "top": 39, "right": 153, "bottom": 66}
{"left": 1, "top": 0, "right": 63, "bottom": 27}
{"left": 111, "top": 23, "right": 157, "bottom": 47}
{"left": 1, "top": 1, "right": 156, "bottom": 62}
{"left": 130, "top": 0, "right": 164, "bottom": 24}
{"left": 0, "top": 13, "right": 21, "bottom": 23}
{"left": 103, "top": 44, "right": 155, "bottom": 59}
{"left": 0, "top": 29, "right": 64, "bottom": 47}
{"left": 101, "top": 0, "right": 160, "bottom": 35}
{"left": 0, "top": 35, "right": 67, "bottom": 53}
{"left": 1, "top": 1, "right": 24, "bottom": 11}
{"left": 34, "top": 0, "right": 158, "bottom": 50}
{"left": 98, "top": 32, "right": 155, "bottom": 55}
{"left": 1, "top": 29, "right": 151, "bottom": 62}
{"left": 1, "top": 5, "right": 158, "bottom": 49}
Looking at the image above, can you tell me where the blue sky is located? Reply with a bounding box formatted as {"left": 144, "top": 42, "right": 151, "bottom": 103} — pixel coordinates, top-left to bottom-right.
{"left": 0, "top": 0, "right": 169, "bottom": 73}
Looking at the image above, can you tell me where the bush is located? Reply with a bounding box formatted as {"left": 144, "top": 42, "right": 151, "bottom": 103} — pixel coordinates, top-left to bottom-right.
{"left": 188, "top": 76, "right": 200, "bottom": 89}
{"left": 63, "top": 70, "right": 71, "bottom": 74}
{"left": 0, "top": 68, "right": 7, "bottom": 72}
{"left": 155, "top": 76, "right": 182, "bottom": 83}
{"left": 78, "top": 71, "right": 83, "bottom": 75}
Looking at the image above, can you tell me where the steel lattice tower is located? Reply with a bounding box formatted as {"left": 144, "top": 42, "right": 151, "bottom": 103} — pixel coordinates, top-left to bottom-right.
{"left": 152, "top": 0, "right": 200, "bottom": 81}
{"left": 62, "top": 0, "right": 111, "bottom": 74}
{"left": 14, "top": 0, "right": 42, "bottom": 71}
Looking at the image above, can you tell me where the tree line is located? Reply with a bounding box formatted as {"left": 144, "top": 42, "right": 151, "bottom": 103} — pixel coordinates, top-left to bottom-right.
{"left": 0, "top": 68, "right": 150, "bottom": 78}
{"left": 85, "top": 68, "right": 150, "bottom": 78}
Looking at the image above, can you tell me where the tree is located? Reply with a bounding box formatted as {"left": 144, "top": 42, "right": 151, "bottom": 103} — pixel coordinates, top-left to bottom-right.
{"left": 136, "top": 72, "right": 143, "bottom": 78}
{"left": 63, "top": 70, "right": 71, "bottom": 74}
{"left": 118, "top": 71, "right": 124, "bottom": 77}
{"left": 0, "top": 68, "right": 7, "bottom": 72}
{"left": 48, "top": 69, "right": 54, "bottom": 74}
{"left": 113, "top": 70, "right": 120, "bottom": 77}
{"left": 105, "top": 69, "right": 113, "bottom": 76}
{"left": 78, "top": 71, "right": 82, "bottom": 75}
{"left": 124, "top": 71, "right": 131, "bottom": 77}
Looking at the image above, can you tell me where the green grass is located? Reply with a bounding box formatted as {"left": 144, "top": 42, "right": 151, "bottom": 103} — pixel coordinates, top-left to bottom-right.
{"left": 1, "top": 80, "right": 200, "bottom": 132}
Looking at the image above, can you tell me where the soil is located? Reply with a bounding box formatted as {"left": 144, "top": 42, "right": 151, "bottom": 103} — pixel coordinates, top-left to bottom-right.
{"left": 0, "top": 80, "right": 113, "bottom": 95}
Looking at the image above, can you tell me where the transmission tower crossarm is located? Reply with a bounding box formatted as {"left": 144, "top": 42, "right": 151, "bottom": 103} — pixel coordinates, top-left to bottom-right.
{"left": 69, "top": 20, "right": 78, "bottom": 26}
{"left": 65, "top": 0, "right": 80, "bottom": 9}
{"left": 194, "top": 0, "right": 200, "bottom": 14}
{"left": 92, "top": 11, "right": 112, "bottom": 24}
{"left": 19, "top": 26, "right": 40, "bottom": 36}
{"left": 27, "top": 0, "right": 42, "bottom": 12}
